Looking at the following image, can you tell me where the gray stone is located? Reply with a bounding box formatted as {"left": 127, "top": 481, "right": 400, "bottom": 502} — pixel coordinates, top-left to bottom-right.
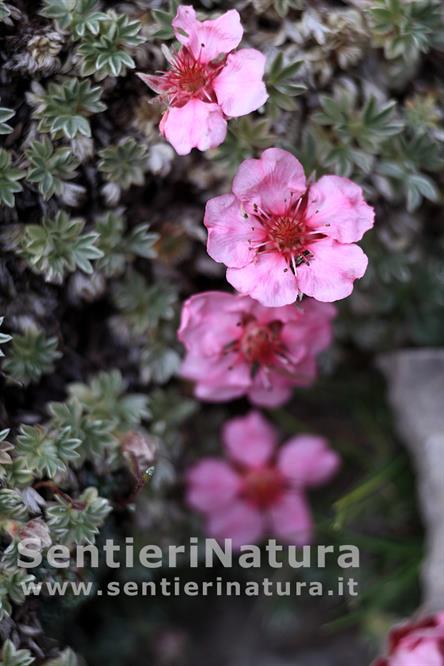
{"left": 378, "top": 349, "right": 444, "bottom": 614}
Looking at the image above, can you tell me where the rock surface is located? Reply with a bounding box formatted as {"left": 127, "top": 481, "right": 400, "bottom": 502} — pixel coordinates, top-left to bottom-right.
{"left": 379, "top": 349, "right": 444, "bottom": 614}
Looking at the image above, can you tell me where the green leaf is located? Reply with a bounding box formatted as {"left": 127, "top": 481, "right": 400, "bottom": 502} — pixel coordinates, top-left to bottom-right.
{"left": 40, "top": 0, "right": 107, "bottom": 38}
{"left": 213, "top": 116, "right": 274, "bottom": 172}
{"left": 408, "top": 173, "right": 440, "bottom": 202}
{"left": 376, "top": 133, "right": 443, "bottom": 210}
{"left": 0, "top": 489, "right": 28, "bottom": 520}
{"left": 46, "top": 487, "right": 111, "bottom": 545}
{"left": 0, "top": 428, "right": 13, "bottom": 481}
{"left": 141, "top": 345, "right": 181, "bottom": 384}
{"left": 150, "top": 1, "right": 180, "bottom": 40}
{"left": 48, "top": 398, "right": 116, "bottom": 464}
{"left": 68, "top": 369, "right": 150, "bottom": 429}
{"left": 95, "top": 209, "right": 159, "bottom": 277}
{"left": 368, "top": 0, "right": 443, "bottom": 61}
{"left": 98, "top": 138, "right": 148, "bottom": 189}
{"left": 29, "top": 78, "right": 106, "bottom": 141}
{"left": 2, "top": 329, "right": 61, "bottom": 386}
{"left": 273, "top": 0, "right": 304, "bottom": 17}
{"left": 20, "top": 211, "right": 104, "bottom": 283}
{"left": 0, "top": 148, "right": 25, "bottom": 208}
{"left": 0, "top": 106, "right": 14, "bottom": 135}
{"left": 43, "top": 649, "right": 80, "bottom": 666}
{"left": 266, "top": 53, "right": 306, "bottom": 118}
{"left": 112, "top": 270, "right": 177, "bottom": 337}
{"left": 25, "top": 137, "right": 80, "bottom": 200}
{"left": 77, "top": 11, "right": 145, "bottom": 80}
{"left": 311, "top": 84, "right": 404, "bottom": 174}
{"left": 14, "top": 423, "right": 80, "bottom": 478}
{"left": 0, "top": 640, "right": 34, "bottom": 666}
{"left": 0, "top": 1, "right": 12, "bottom": 23}
{"left": 0, "top": 316, "right": 12, "bottom": 357}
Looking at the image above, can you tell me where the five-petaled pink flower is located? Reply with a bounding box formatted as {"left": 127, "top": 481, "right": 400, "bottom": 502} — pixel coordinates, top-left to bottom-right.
{"left": 137, "top": 5, "right": 268, "bottom": 155}
{"left": 373, "top": 613, "right": 444, "bottom": 666}
{"left": 204, "top": 148, "right": 375, "bottom": 306}
{"left": 186, "top": 410, "right": 340, "bottom": 548}
{"left": 178, "top": 291, "right": 335, "bottom": 407}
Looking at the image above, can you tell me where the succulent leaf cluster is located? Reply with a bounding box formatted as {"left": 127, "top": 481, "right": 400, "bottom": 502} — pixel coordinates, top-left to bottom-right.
{"left": 25, "top": 138, "right": 80, "bottom": 200}
{"left": 19, "top": 211, "right": 103, "bottom": 283}
{"left": 0, "top": 149, "right": 25, "bottom": 208}
{"left": 2, "top": 330, "right": 61, "bottom": 385}
{"left": 28, "top": 78, "right": 107, "bottom": 140}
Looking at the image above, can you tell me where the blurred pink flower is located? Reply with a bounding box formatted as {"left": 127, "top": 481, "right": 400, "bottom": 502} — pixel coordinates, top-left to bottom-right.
{"left": 186, "top": 410, "right": 340, "bottom": 548}
{"left": 204, "top": 147, "right": 374, "bottom": 306}
{"left": 122, "top": 430, "right": 157, "bottom": 471}
{"left": 178, "top": 291, "right": 335, "bottom": 407}
{"left": 374, "top": 613, "right": 444, "bottom": 666}
{"left": 138, "top": 5, "right": 268, "bottom": 155}
{"left": 8, "top": 518, "right": 52, "bottom": 551}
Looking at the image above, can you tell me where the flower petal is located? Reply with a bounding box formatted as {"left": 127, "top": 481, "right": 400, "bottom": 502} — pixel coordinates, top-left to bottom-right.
{"left": 194, "top": 381, "right": 248, "bottom": 402}
{"left": 160, "top": 100, "right": 227, "bottom": 155}
{"left": 296, "top": 237, "right": 368, "bottom": 302}
{"left": 173, "top": 6, "right": 243, "bottom": 63}
{"left": 275, "top": 355, "right": 319, "bottom": 388}
{"left": 214, "top": 49, "right": 268, "bottom": 117}
{"left": 278, "top": 435, "right": 340, "bottom": 487}
{"left": 248, "top": 372, "right": 294, "bottom": 407}
{"left": 205, "top": 193, "right": 264, "bottom": 268}
{"left": 206, "top": 500, "right": 265, "bottom": 549}
{"left": 268, "top": 491, "right": 313, "bottom": 545}
{"left": 223, "top": 410, "right": 278, "bottom": 468}
{"left": 393, "top": 643, "right": 444, "bottom": 666}
{"left": 227, "top": 252, "right": 299, "bottom": 307}
{"left": 382, "top": 614, "right": 444, "bottom": 665}
{"left": 280, "top": 299, "right": 336, "bottom": 357}
{"left": 306, "top": 175, "right": 375, "bottom": 243}
{"left": 232, "top": 148, "right": 306, "bottom": 215}
{"left": 136, "top": 72, "right": 168, "bottom": 94}
{"left": 186, "top": 459, "right": 241, "bottom": 513}
{"left": 178, "top": 292, "right": 258, "bottom": 403}
{"left": 181, "top": 352, "right": 251, "bottom": 402}
{"left": 172, "top": 5, "right": 199, "bottom": 47}
{"left": 178, "top": 291, "right": 243, "bottom": 356}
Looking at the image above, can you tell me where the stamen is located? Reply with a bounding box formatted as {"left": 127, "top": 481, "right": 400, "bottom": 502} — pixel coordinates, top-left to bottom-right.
{"left": 154, "top": 47, "right": 226, "bottom": 107}
{"left": 248, "top": 240, "right": 271, "bottom": 251}
{"left": 260, "top": 365, "right": 272, "bottom": 391}
{"left": 161, "top": 44, "right": 175, "bottom": 65}
{"left": 247, "top": 189, "right": 324, "bottom": 271}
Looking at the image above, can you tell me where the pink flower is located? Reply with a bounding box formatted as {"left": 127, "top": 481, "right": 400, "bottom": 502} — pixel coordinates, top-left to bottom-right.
{"left": 204, "top": 148, "right": 375, "bottom": 305}
{"left": 186, "top": 410, "right": 340, "bottom": 548}
{"left": 7, "top": 518, "right": 52, "bottom": 551}
{"left": 178, "top": 291, "right": 335, "bottom": 407}
{"left": 374, "top": 614, "right": 444, "bottom": 666}
{"left": 137, "top": 5, "right": 268, "bottom": 155}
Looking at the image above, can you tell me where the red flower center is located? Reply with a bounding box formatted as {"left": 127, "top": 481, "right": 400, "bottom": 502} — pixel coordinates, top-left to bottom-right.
{"left": 250, "top": 191, "right": 325, "bottom": 273}
{"left": 224, "top": 316, "right": 298, "bottom": 386}
{"left": 161, "top": 49, "right": 225, "bottom": 107}
{"left": 243, "top": 467, "right": 285, "bottom": 508}
{"left": 239, "top": 319, "right": 283, "bottom": 366}
{"left": 268, "top": 214, "right": 307, "bottom": 253}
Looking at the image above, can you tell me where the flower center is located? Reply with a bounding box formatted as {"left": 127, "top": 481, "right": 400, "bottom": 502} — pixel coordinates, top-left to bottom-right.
{"left": 224, "top": 316, "right": 298, "bottom": 388}
{"left": 239, "top": 319, "right": 283, "bottom": 365}
{"left": 250, "top": 192, "right": 324, "bottom": 272}
{"left": 162, "top": 49, "right": 224, "bottom": 107}
{"left": 267, "top": 214, "right": 306, "bottom": 253}
{"left": 175, "top": 53, "right": 208, "bottom": 93}
{"left": 243, "top": 467, "right": 285, "bottom": 508}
